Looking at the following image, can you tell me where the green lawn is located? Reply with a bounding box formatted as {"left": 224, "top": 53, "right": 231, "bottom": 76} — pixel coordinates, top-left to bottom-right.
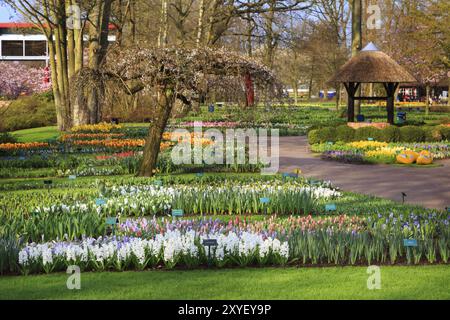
{"left": 12, "top": 126, "right": 58, "bottom": 142}
{"left": 1, "top": 266, "right": 449, "bottom": 300}
{"left": 10, "top": 124, "right": 149, "bottom": 143}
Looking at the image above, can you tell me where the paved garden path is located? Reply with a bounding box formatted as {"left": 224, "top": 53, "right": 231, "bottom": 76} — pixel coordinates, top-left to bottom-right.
{"left": 279, "top": 136, "right": 450, "bottom": 210}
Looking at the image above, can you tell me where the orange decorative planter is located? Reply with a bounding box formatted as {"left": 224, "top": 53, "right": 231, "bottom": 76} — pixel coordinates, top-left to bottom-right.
{"left": 347, "top": 122, "right": 390, "bottom": 129}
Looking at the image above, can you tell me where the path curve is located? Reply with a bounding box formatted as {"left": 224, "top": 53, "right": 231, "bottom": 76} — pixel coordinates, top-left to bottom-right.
{"left": 279, "top": 136, "right": 450, "bottom": 210}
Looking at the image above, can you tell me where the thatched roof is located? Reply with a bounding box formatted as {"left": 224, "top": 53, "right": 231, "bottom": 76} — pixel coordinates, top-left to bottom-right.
{"left": 328, "top": 43, "right": 417, "bottom": 84}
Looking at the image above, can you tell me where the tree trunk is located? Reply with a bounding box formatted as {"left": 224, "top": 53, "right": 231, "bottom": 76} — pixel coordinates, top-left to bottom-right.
{"left": 206, "top": 0, "right": 220, "bottom": 45}
{"left": 138, "top": 89, "right": 174, "bottom": 177}
{"left": 196, "top": 0, "right": 205, "bottom": 47}
{"left": 158, "top": 0, "right": 168, "bottom": 47}
{"left": 246, "top": 13, "right": 253, "bottom": 56}
{"left": 351, "top": 0, "right": 362, "bottom": 115}
{"left": 426, "top": 84, "right": 431, "bottom": 115}
{"left": 48, "top": 39, "right": 64, "bottom": 131}
{"left": 51, "top": 0, "right": 71, "bottom": 130}
{"left": 263, "top": 0, "right": 276, "bottom": 68}
{"left": 76, "top": 0, "right": 112, "bottom": 125}
{"left": 293, "top": 81, "right": 298, "bottom": 105}
{"left": 73, "top": 0, "right": 83, "bottom": 73}
{"left": 335, "top": 83, "right": 341, "bottom": 111}
{"left": 448, "top": 75, "right": 450, "bottom": 106}
{"left": 66, "top": 1, "right": 75, "bottom": 80}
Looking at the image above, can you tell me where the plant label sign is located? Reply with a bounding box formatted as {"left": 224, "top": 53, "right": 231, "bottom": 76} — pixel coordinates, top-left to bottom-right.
{"left": 325, "top": 203, "right": 337, "bottom": 212}
{"left": 326, "top": 141, "right": 334, "bottom": 145}
{"left": 260, "top": 197, "right": 270, "bottom": 204}
{"left": 203, "top": 239, "right": 218, "bottom": 247}
{"left": 368, "top": 137, "right": 374, "bottom": 141}
{"left": 403, "top": 239, "right": 418, "bottom": 247}
{"left": 153, "top": 180, "right": 163, "bottom": 186}
{"left": 96, "top": 198, "right": 106, "bottom": 206}
{"left": 106, "top": 217, "right": 118, "bottom": 225}
{"left": 282, "top": 173, "right": 298, "bottom": 179}
{"left": 68, "top": 175, "right": 77, "bottom": 180}
{"left": 172, "top": 209, "right": 184, "bottom": 217}
{"left": 196, "top": 172, "right": 204, "bottom": 178}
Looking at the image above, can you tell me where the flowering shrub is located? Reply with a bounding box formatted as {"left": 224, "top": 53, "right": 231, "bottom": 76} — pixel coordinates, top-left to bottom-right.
{"left": 0, "top": 63, "right": 51, "bottom": 99}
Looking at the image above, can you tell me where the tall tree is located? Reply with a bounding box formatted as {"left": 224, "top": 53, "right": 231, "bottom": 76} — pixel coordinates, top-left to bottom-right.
{"left": 4, "top": 0, "right": 114, "bottom": 130}
{"left": 75, "top": 46, "right": 278, "bottom": 176}
{"left": 351, "top": 0, "right": 362, "bottom": 116}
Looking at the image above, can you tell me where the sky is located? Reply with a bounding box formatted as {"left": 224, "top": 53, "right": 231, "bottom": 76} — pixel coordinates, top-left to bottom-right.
{"left": 0, "top": 4, "right": 19, "bottom": 22}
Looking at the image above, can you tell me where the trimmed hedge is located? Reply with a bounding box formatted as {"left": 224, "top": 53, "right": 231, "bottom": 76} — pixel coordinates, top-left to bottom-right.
{"left": 308, "top": 125, "right": 449, "bottom": 144}
{"left": 336, "top": 125, "right": 355, "bottom": 142}
{"left": 399, "top": 126, "right": 425, "bottom": 142}
{"left": 354, "top": 127, "right": 383, "bottom": 141}
{"left": 378, "top": 126, "right": 400, "bottom": 142}
{"left": 308, "top": 127, "right": 337, "bottom": 144}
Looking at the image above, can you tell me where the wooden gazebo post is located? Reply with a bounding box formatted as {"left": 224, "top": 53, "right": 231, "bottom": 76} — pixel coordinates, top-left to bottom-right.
{"left": 343, "top": 82, "right": 360, "bottom": 122}
{"left": 384, "top": 82, "right": 399, "bottom": 124}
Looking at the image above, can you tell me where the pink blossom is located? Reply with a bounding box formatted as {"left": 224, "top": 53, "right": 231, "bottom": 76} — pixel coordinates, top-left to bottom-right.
{"left": 0, "top": 62, "right": 51, "bottom": 99}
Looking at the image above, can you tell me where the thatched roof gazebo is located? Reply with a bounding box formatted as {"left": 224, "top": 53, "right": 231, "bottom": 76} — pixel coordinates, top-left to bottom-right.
{"left": 328, "top": 42, "right": 417, "bottom": 124}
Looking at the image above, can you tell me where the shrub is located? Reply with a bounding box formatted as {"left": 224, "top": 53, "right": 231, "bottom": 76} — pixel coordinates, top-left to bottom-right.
{"left": 399, "top": 126, "right": 425, "bottom": 142}
{"left": 309, "top": 125, "right": 445, "bottom": 144}
{"left": 437, "top": 125, "right": 450, "bottom": 140}
{"left": 308, "top": 127, "right": 337, "bottom": 144}
{"left": 0, "top": 93, "right": 56, "bottom": 132}
{"left": 423, "top": 126, "right": 443, "bottom": 142}
{"left": 354, "top": 126, "right": 383, "bottom": 141}
{"left": 336, "top": 125, "right": 355, "bottom": 142}
{"left": 0, "top": 132, "right": 17, "bottom": 143}
{"left": 378, "top": 126, "right": 400, "bottom": 142}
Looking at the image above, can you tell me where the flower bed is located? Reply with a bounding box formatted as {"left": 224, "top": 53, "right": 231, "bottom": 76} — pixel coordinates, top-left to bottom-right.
{"left": 347, "top": 122, "right": 390, "bottom": 129}
{"left": 0, "top": 142, "right": 49, "bottom": 152}
{"left": 14, "top": 211, "right": 450, "bottom": 275}
{"left": 18, "top": 231, "right": 289, "bottom": 274}
{"left": 312, "top": 141, "right": 450, "bottom": 164}
{"left": 71, "top": 122, "right": 123, "bottom": 133}
{"left": 31, "top": 179, "right": 340, "bottom": 217}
